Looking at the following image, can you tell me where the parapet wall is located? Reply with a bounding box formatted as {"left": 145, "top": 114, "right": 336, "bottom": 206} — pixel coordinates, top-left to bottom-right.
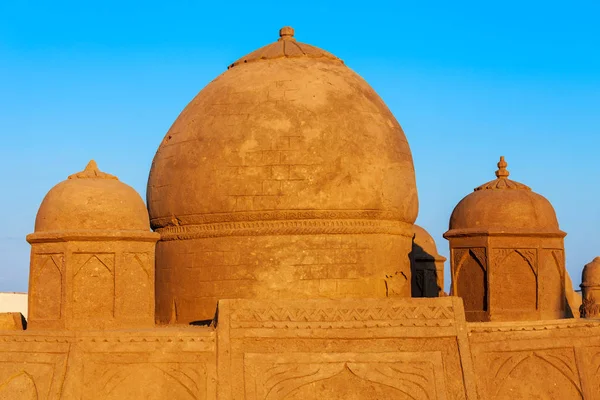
{"left": 0, "top": 297, "right": 598, "bottom": 399}
{"left": 469, "top": 319, "right": 600, "bottom": 399}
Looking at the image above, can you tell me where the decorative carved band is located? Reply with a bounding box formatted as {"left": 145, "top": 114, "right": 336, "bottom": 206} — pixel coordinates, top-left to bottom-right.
{"left": 230, "top": 320, "right": 455, "bottom": 329}
{"left": 0, "top": 334, "right": 215, "bottom": 344}
{"left": 151, "top": 209, "right": 409, "bottom": 229}
{"left": 156, "top": 219, "right": 414, "bottom": 241}
{"left": 444, "top": 227, "right": 566, "bottom": 238}
{"left": 231, "top": 304, "right": 455, "bottom": 324}
{"left": 468, "top": 318, "right": 600, "bottom": 333}
{"left": 27, "top": 231, "right": 160, "bottom": 244}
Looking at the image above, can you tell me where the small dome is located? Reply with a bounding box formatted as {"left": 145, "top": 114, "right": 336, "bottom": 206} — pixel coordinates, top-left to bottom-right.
{"left": 413, "top": 225, "right": 445, "bottom": 260}
{"left": 447, "top": 157, "right": 562, "bottom": 235}
{"left": 34, "top": 161, "right": 150, "bottom": 232}
{"left": 582, "top": 257, "right": 600, "bottom": 288}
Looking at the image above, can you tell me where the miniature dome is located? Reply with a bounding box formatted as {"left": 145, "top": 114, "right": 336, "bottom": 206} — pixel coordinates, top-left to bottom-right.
{"left": 147, "top": 26, "right": 418, "bottom": 230}
{"left": 34, "top": 161, "right": 151, "bottom": 232}
{"left": 582, "top": 257, "right": 600, "bottom": 288}
{"left": 413, "top": 225, "right": 445, "bottom": 260}
{"left": 447, "top": 157, "right": 562, "bottom": 234}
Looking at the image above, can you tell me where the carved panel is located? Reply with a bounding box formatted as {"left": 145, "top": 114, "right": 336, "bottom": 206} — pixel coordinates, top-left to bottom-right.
{"left": 0, "top": 345, "right": 68, "bottom": 400}
{"left": 244, "top": 352, "right": 447, "bottom": 400}
{"left": 72, "top": 253, "right": 115, "bottom": 320}
{"left": 84, "top": 363, "right": 202, "bottom": 400}
{"left": 118, "top": 252, "right": 153, "bottom": 318}
{"left": 0, "top": 371, "right": 38, "bottom": 399}
{"left": 481, "top": 348, "right": 583, "bottom": 399}
{"left": 515, "top": 249, "right": 537, "bottom": 275}
{"left": 74, "top": 328, "right": 216, "bottom": 399}
{"left": 492, "top": 249, "right": 537, "bottom": 275}
{"left": 495, "top": 251, "right": 537, "bottom": 311}
{"left": 30, "top": 254, "right": 63, "bottom": 320}
{"left": 551, "top": 250, "right": 565, "bottom": 279}
{"left": 455, "top": 251, "right": 487, "bottom": 313}
{"left": 540, "top": 250, "right": 565, "bottom": 316}
{"left": 585, "top": 347, "right": 600, "bottom": 397}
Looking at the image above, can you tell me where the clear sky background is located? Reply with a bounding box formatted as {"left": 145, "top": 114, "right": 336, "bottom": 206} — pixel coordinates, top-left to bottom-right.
{"left": 1, "top": 0, "right": 599, "bottom": 293}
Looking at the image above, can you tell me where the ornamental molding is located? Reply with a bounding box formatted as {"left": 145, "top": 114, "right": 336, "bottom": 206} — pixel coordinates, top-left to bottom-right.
{"left": 151, "top": 209, "right": 408, "bottom": 228}
{"left": 156, "top": 218, "right": 413, "bottom": 241}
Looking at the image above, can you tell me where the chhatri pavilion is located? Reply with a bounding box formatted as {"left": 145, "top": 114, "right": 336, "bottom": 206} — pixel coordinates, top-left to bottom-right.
{"left": 0, "top": 27, "right": 599, "bottom": 399}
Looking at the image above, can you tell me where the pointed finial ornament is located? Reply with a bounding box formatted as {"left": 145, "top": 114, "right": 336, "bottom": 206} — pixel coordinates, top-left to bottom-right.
{"left": 278, "top": 26, "right": 295, "bottom": 41}
{"left": 68, "top": 160, "right": 118, "bottom": 180}
{"left": 474, "top": 156, "right": 531, "bottom": 191}
{"left": 495, "top": 156, "right": 510, "bottom": 178}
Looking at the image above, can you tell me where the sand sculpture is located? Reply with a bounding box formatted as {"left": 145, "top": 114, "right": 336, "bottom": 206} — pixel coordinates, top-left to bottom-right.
{"left": 0, "top": 27, "right": 598, "bottom": 399}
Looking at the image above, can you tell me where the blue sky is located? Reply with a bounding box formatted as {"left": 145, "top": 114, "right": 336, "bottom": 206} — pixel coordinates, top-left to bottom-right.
{"left": 1, "top": 1, "right": 599, "bottom": 292}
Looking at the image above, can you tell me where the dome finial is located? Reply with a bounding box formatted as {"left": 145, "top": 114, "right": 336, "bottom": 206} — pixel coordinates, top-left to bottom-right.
{"left": 495, "top": 156, "right": 509, "bottom": 178}
{"left": 68, "top": 160, "right": 118, "bottom": 180}
{"left": 278, "top": 26, "right": 295, "bottom": 41}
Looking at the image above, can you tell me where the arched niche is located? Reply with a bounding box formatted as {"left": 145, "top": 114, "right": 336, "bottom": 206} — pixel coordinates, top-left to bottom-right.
{"left": 103, "top": 365, "right": 196, "bottom": 400}
{"left": 0, "top": 371, "right": 38, "bottom": 400}
{"left": 495, "top": 251, "right": 537, "bottom": 311}
{"left": 495, "top": 355, "right": 582, "bottom": 399}
{"left": 456, "top": 250, "right": 487, "bottom": 314}
{"left": 30, "top": 254, "right": 62, "bottom": 320}
{"left": 539, "top": 250, "right": 565, "bottom": 318}
{"left": 284, "top": 365, "right": 427, "bottom": 400}
{"left": 73, "top": 254, "right": 114, "bottom": 320}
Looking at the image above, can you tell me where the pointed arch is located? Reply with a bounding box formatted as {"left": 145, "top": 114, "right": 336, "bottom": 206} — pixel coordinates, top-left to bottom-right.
{"left": 495, "top": 250, "right": 537, "bottom": 311}
{"left": 495, "top": 353, "right": 582, "bottom": 399}
{"left": 0, "top": 371, "right": 38, "bottom": 400}
{"left": 30, "top": 254, "right": 62, "bottom": 320}
{"left": 73, "top": 254, "right": 114, "bottom": 319}
{"left": 456, "top": 250, "right": 487, "bottom": 313}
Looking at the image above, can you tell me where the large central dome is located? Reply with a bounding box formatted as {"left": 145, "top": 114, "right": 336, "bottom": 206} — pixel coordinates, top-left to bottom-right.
{"left": 148, "top": 27, "right": 419, "bottom": 323}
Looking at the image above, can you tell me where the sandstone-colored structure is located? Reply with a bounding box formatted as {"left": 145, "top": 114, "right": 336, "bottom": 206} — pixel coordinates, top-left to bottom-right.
{"left": 444, "top": 157, "right": 572, "bottom": 322}
{"left": 26, "top": 161, "right": 160, "bottom": 330}
{"left": 0, "top": 313, "right": 25, "bottom": 330}
{"left": 148, "top": 27, "right": 418, "bottom": 324}
{"left": 0, "top": 298, "right": 598, "bottom": 399}
{"left": 581, "top": 257, "right": 600, "bottom": 318}
{"left": 0, "top": 27, "right": 598, "bottom": 399}
{"left": 411, "top": 225, "right": 446, "bottom": 297}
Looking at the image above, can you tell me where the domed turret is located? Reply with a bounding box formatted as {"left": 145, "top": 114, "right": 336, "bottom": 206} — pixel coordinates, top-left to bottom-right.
{"left": 581, "top": 257, "right": 600, "bottom": 318}
{"left": 148, "top": 27, "right": 419, "bottom": 323}
{"left": 411, "top": 225, "right": 446, "bottom": 297}
{"left": 27, "top": 161, "right": 159, "bottom": 330}
{"left": 35, "top": 160, "right": 150, "bottom": 232}
{"left": 444, "top": 157, "right": 568, "bottom": 322}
